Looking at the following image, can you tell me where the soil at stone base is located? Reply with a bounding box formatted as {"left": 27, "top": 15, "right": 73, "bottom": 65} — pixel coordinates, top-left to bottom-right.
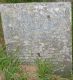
{"left": 0, "top": 65, "right": 69, "bottom": 80}
{"left": 21, "top": 65, "right": 37, "bottom": 80}
{"left": 0, "top": 72, "right": 5, "bottom": 80}
{"left": 0, "top": 65, "right": 37, "bottom": 80}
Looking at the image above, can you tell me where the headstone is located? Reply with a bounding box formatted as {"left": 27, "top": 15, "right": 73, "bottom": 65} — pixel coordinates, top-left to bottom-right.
{"left": 0, "top": 3, "right": 72, "bottom": 76}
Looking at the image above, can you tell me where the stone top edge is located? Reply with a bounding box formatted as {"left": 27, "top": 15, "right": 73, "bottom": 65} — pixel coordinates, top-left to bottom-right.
{"left": 0, "top": 2, "right": 71, "bottom": 5}
{"left": 0, "top": 2, "right": 71, "bottom": 13}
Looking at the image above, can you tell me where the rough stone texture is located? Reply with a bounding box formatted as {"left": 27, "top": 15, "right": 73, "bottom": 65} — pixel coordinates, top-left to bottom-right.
{"left": 56, "top": 0, "right": 72, "bottom": 2}
{"left": 0, "top": 3, "right": 72, "bottom": 74}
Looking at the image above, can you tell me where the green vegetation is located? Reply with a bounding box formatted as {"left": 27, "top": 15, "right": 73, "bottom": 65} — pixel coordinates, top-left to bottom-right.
{"left": 35, "top": 58, "right": 71, "bottom": 80}
{"left": 0, "top": 47, "right": 28, "bottom": 80}
{"left": 36, "top": 58, "right": 54, "bottom": 80}
{"left": 70, "top": 74, "right": 73, "bottom": 80}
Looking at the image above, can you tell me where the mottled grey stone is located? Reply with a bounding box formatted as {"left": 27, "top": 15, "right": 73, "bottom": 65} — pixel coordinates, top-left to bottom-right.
{"left": 0, "top": 3, "right": 72, "bottom": 75}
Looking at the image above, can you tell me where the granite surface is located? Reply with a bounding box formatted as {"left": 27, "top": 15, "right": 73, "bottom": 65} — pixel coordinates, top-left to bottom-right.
{"left": 0, "top": 3, "right": 72, "bottom": 74}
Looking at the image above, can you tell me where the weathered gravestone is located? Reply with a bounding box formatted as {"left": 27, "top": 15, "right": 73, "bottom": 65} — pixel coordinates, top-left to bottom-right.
{"left": 0, "top": 3, "right": 72, "bottom": 76}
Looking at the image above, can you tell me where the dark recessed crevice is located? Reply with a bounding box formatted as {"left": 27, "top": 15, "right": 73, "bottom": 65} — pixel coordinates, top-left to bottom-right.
{"left": 0, "top": 13, "right": 5, "bottom": 48}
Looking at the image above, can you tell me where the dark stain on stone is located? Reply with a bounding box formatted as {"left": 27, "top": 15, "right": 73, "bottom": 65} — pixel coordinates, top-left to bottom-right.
{"left": 47, "top": 15, "right": 50, "bottom": 19}
{"left": 37, "top": 53, "right": 41, "bottom": 57}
